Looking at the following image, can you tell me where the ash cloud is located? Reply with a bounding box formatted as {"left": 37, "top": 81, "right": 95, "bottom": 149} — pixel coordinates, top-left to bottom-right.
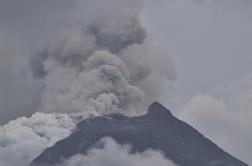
{"left": 0, "top": 0, "right": 176, "bottom": 123}
{"left": 0, "top": 112, "right": 76, "bottom": 166}
{"left": 0, "top": 1, "right": 177, "bottom": 165}
{"left": 0, "top": 0, "right": 251, "bottom": 165}
{"left": 31, "top": 0, "right": 176, "bottom": 116}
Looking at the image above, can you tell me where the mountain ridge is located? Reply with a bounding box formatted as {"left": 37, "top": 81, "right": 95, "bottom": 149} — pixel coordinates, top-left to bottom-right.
{"left": 31, "top": 102, "right": 248, "bottom": 166}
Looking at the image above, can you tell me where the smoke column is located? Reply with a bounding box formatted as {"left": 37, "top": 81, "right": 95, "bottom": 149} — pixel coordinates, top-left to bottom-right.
{"left": 31, "top": 0, "right": 176, "bottom": 116}
{"left": 0, "top": 0, "right": 176, "bottom": 165}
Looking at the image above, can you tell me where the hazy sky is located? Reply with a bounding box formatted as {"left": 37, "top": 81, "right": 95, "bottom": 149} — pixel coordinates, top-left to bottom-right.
{"left": 143, "top": 0, "right": 252, "bottom": 108}
{"left": 0, "top": 0, "right": 251, "bottom": 164}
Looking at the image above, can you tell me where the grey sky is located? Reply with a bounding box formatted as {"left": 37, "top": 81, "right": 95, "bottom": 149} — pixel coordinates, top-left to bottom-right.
{"left": 143, "top": 0, "right": 252, "bottom": 108}
{"left": 0, "top": 0, "right": 76, "bottom": 124}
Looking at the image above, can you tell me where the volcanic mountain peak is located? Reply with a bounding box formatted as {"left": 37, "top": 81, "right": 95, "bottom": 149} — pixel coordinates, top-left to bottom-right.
{"left": 31, "top": 102, "right": 248, "bottom": 166}
{"left": 147, "top": 101, "right": 173, "bottom": 117}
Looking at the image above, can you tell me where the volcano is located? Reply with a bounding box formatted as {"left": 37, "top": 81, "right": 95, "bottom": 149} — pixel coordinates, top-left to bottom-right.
{"left": 31, "top": 102, "right": 248, "bottom": 166}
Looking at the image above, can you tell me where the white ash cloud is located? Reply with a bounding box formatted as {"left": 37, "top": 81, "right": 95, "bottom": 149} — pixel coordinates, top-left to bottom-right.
{"left": 0, "top": 113, "right": 77, "bottom": 166}
{"left": 62, "top": 137, "right": 177, "bottom": 166}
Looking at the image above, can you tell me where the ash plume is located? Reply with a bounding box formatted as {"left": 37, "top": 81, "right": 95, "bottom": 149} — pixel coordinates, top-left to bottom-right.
{"left": 0, "top": 1, "right": 176, "bottom": 165}
{"left": 31, "top": 0, "right": 176, "bottom": 116}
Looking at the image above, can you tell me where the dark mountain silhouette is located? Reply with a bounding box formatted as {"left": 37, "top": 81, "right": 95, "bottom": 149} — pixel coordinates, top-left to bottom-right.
{"left": 31, "top": 102, "right": 248, "bottom": 166}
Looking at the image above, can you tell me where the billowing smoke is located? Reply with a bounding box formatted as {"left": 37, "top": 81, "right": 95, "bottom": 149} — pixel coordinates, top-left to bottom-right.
{"left": 30, "top": 0, "right": 176, "bottom": 116}
{"left": 0, "top": 0, "right": 176, "bottom": 165}
{"left": 63, "top": 137, "right": 176, "bottom": 166}
{"left": 0, "top": 0, "right": 251, "bottom": 165}
{"left": 0, "top": 112, "right": 76, "bottom": 166}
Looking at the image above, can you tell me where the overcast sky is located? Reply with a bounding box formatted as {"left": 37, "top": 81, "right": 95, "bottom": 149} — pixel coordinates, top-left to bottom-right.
{"left": 143, "top": 0, "right": 252, "bottom": 108}
{"left": 0, "top": 0, "right": 251, "bottom": 164}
